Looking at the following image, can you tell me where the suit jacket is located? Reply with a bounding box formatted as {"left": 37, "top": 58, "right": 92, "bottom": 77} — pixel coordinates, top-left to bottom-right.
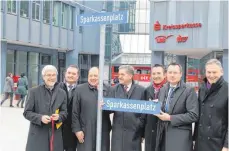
{"left": 59, "top": 82, "right": 77, "bottom": 149}
{"left": 194, "top": 77, "right": 228, "bottom": 151}
{"left": 144, "top": 85, "right": 158, "bottom": 151}
{"left": 155, "top": 81, "right": 199, "bottom": 151}
{"left": 110, "top": 83, "right": 146, "bottom": 151}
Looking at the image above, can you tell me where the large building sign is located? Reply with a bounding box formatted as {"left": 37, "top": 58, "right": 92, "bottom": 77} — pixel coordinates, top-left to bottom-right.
{"left": 154, "top": 21, "right": 201, "bottom": 43}
{"left": 154, "top": 21, "right": 202, "bottom": 31}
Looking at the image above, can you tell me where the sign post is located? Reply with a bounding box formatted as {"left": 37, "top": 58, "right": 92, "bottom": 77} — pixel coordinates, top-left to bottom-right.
{"left": 76, "top": 9, "right": 128, "bottom": 151}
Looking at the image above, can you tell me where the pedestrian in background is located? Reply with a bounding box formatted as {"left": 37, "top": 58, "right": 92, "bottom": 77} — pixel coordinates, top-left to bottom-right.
{"left": 1, "top": 73, "right": 14, "bottom": 107}
{"left": 16, "top": 73, "right": 28, "bottom": 108}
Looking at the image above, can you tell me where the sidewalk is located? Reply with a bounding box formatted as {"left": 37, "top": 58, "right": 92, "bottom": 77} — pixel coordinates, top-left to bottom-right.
{"left": 0, "top": 94, "right": 26, "bottom": 108}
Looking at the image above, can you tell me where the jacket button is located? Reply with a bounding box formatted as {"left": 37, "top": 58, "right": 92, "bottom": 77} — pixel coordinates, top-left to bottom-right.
{"left": 152, "top": 130, "right": 154, "bottom": 132}
{"left": 202, "top": 103, "right": 204, "bottom": 106}
{"left": 201, "top": 113, "right": 203, "bottom": 116}
{"left": 208, "top": 126, "right": 211, "bottom": 129}
{"left": 208, "top": 137, "right": 211, "bottom": 140}
{"left": 199, "top": 124, "right": 202, "bottom": 127}
{"left": 209, "top": 115, "right": 212, "bottom": 118}
{"left": 210, "top": 105, "right": 214, "bottom": 108}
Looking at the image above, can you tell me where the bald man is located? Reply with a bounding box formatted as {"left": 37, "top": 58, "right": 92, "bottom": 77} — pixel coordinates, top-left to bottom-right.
{"left": 72, "top": 67, "right": 112, "bottom": 151}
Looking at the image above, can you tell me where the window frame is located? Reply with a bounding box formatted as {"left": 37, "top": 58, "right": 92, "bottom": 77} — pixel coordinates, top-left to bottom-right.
{"left": 20, "top": 1, "right": 29, "bottom": 18}
{"left": 61, "top": 3, "right": 68, "bottom": 28}
{"left": 7, "top": 0, "right": 17, "bottom": 14}
{"left": 43, "top": 1, "right": 51, "bottom": 24}
{"left": 32, "top": 1, "right": 40, "bottom": 21}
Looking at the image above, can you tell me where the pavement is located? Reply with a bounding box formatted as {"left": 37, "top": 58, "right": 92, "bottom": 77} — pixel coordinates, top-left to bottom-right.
{"left": 0, "top": 98, "right": 145, "bottom": 151}
{"left": 0, "top": 101, "right": 29, "bottom": 151}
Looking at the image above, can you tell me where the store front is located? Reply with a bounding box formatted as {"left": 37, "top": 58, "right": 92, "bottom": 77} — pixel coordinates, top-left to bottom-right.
{"left": 1, "top": 42, "right": 65, "bottom": 92}
{"left": 149, "top": 1, "right": 228, "bottom": 84}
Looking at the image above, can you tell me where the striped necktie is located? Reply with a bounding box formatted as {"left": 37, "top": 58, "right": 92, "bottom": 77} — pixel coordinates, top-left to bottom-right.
{"left": 165, "top": 87, "right": 175, "bottom": 112}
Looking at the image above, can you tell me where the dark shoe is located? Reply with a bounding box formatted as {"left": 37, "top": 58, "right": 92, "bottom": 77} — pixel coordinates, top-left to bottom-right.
{"left": 17, "top": 104, "right": 19, "bottom": 107}
{"left": 21, "top": 106, "right": 24, "bottom": 108}
{"left": 10, "top": 105, "right": 14, "bottom": 107}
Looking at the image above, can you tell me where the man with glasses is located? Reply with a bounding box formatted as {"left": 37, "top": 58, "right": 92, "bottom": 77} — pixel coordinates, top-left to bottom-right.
{"left": 23, "top": 65, "right": 67, "bottom": 151}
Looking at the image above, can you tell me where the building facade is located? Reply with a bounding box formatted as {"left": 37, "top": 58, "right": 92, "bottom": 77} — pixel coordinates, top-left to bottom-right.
{"left": 149, "top": 0, "right": 228, "bottom": 82}
{"left": 0, "top": 0, "right": 105, "bottom": 91}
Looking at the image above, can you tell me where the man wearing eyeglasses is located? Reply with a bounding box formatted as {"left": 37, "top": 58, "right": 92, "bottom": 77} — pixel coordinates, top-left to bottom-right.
{"left": 23, "top": 65, "right": 67, "bottom": 151}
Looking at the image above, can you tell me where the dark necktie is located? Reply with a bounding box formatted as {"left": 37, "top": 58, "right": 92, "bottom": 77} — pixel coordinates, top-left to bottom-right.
{"left": 124, "top": 85, "right": 128, "bottom": 92}
{"left": 165, "top": 87, "right": 175, "bottom": 112}
{"left": 68, "top": 85, "right": 73, "bottom": 99}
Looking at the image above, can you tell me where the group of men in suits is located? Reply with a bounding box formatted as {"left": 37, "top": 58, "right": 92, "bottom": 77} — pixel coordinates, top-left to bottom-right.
{"left": 23, "top": 58, "right": 228, "bottom": 151}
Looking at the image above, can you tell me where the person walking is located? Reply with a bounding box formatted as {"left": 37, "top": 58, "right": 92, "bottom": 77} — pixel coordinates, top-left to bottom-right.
{"left": 1, "top": 73, "right": 14, "bottom": 107}
{"left": 16, "top": 73, "right": 28, "bottom": 108}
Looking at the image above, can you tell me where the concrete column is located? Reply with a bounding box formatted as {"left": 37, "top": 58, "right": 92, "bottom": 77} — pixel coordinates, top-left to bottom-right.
{"left": 1, "top": 42, "right": 7, "bottom": 93}
{"left": 151, "top": 51, "right": 164, "bottom": 66}
{"left": 223, "top": 49, "right": 228, "bottom": 82}
{"left": 175, "top": 55, "right": 187, "bottom": 82}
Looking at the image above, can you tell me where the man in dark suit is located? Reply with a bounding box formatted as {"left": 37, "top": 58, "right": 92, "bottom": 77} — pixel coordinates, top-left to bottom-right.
{"left": 194, "top": 59, "right": 228, "bottom": 151}
{"left": 59, "top": 65, "right": 79, "bottom": 151}
{"left": 110, "top": 65, "right": 146, "bottom": 151}
{"left": 144, "top": 64, "right": 166, "bottom": 151}
{"left": 23, "top": 65, "right": 67, "bottom": 151}
{"left": 72, "top": 67, "right": 111, "bottom": 151}
{"left": 155, "top": 63, "right": 199, "bottom": 151}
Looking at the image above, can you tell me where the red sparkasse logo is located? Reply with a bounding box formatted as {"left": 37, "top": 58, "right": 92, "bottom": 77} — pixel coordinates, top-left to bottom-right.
{"left": 155, "top": 35, "right": 173, "bottom": 43}
{"left": 154, "top": 21, "right": 161, "bottom": 31}
{"left": 154, "top": 21, "right": 202, "bottom": 31}
{"left": 177, "top": 35, "right": 188, "bottom": 43}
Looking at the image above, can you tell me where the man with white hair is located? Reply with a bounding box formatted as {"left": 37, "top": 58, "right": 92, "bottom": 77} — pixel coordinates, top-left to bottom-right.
{"left": 23, "top": 65, "right": 67, "bottom": 151}
{"left": 194, "top": 59, "right": 228, "bottom": 151}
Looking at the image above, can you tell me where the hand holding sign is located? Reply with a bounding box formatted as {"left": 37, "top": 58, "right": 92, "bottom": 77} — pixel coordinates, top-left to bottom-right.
{"left": 155, "top": 111, "right": 171, "bottom": 121}
{"left": 102, "top": 98, "right": 161, "bottom": 115}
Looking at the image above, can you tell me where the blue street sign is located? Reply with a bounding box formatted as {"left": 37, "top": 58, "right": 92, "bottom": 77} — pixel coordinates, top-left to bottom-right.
{"left": 77, "top": 11, "right": 128, "bottom": 26}
{"left": 102, "top": 98, "right": 162, "bottom": 115}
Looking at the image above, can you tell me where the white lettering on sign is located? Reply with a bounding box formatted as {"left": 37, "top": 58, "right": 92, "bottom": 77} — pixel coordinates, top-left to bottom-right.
{"left": 80, "top": 14, "right": 124, "bottom": 24}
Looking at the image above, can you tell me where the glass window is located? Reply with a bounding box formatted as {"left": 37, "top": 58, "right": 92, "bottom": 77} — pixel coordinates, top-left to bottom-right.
{"left": 69, "top": 6, "right": 74, "bottom": 29}
{"left": 29, "top": 65, "right": 39, "bottom": 87}
{"left": 7, "top": 0, "right": 16, "bottom": 14}
{"left": 29, "top": 52, "right": 39, "bottom": 65}
{"left": 53, "top": 1, "right": 60, "bottom": 26}
{"left": 7, "top": 50, "right": 15, "bottom": 63}
{"left": 32, "top": 1, "right": 40, "bottom": 20}
{"left": 61, "top": 3, "right": 68, "bottom": 28}
{"left": 1, "top": 1, "right": 4, "bottom": 11}
{"left": 28, "top": 52, "right": 39, "bottom": 88}
{"left": 20, "top": 1, "right": 29, "bottom": 17}
{"left": 43, "top": 1, "right": 50, "bottom": 24}
{"left": 16, "top": 51, "right": 27, "bottom": 75}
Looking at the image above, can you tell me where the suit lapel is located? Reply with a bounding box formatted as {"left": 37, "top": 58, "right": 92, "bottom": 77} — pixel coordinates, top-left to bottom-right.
{"left": 147, "top": 86, "right": 155, "bottom": 100}
{"left": 51, "top": 87, "right": 58, "bottom": 107}
{"left": 169, "top": 84, "right": 185, "bottom": 114}
{"left": 127, "top": 84, "right": 137, "bottom": 99}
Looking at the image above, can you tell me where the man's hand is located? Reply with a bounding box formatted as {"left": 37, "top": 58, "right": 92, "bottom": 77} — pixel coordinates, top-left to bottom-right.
{"left": 75, "top": 131, "right": 84, "bottom": 143}
{"left": 99, "top": 100, "right": 105, "bottom": 109}
{"left": 155, "top": 111, "right": 171, "bottom": 121}
{"left": 51, "top": 114, "right": 59, "bottom": 121}
{"left": 222, "top": 147, "right": 228, "bottom": 151}
{"left": 41, "top": 115, "right": 51, "bottom": 124}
